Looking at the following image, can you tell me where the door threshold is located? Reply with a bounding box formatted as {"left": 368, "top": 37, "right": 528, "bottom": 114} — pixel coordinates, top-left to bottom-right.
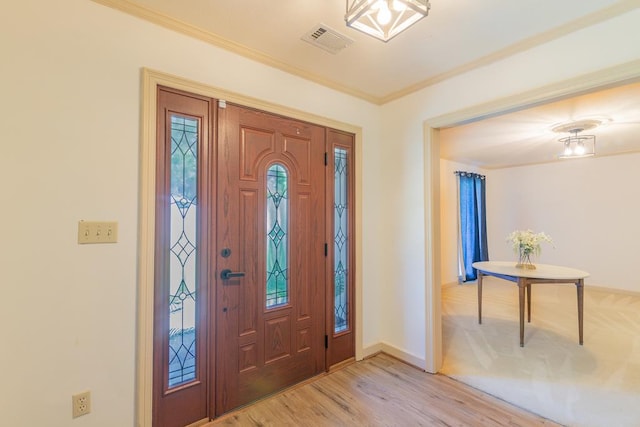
{"left": 205, "top": 371, "right": 330, "bottom": 425}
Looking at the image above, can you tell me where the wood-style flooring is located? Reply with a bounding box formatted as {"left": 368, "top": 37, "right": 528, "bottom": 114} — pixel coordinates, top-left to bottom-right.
{"left": 206, "top": 353, "right": 557, "bottom": 426}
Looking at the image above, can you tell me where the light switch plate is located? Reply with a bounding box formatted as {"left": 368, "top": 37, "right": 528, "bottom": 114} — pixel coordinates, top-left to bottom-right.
{"left": 78, "top": 221, "right": 118, "bottom": 244}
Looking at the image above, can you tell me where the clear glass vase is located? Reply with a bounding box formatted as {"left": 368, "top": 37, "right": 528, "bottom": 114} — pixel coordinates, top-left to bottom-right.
{"left": 516, "top": 250, "right": 536, "bottom": 269}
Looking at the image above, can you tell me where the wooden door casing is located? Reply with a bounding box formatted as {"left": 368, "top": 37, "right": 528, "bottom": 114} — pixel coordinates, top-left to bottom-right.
{"left": 215, "top": 104, "right": 326, "bottom": 415}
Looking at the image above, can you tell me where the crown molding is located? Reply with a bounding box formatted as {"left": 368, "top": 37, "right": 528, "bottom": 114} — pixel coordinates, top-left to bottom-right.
{"left": 91, "top": 0, "right": 380, "bottom": 104}
{"left": 92, "top": 0, "right": 640, "bottom": 105}
{"left": 381, "top": 0, "right": 640, "bottom": 104}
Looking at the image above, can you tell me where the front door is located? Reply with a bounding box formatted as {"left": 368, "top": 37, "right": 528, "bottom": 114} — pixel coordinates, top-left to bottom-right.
{"left": 215, "top": 104, "right": 326, "bottom": 415}
{"left": 153, "top": 89, "right": 353, "bottom": 425}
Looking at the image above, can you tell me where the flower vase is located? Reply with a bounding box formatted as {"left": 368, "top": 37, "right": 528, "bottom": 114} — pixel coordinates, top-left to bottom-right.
{"left": 516, "top": 250, "right": 536, "bottom": 269}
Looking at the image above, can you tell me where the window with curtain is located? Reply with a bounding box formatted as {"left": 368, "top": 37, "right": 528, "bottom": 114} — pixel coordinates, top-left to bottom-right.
{"left": 455, "top": 171, "right": 489, "bottom": 282}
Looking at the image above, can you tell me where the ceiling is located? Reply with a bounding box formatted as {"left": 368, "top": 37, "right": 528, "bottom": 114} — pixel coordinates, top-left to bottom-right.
{"left": 440, "top": 81, "right": 640, "bottom": 169}
{"left": 101, "top": 0, "right": 640, "bottom": 168}
{"left": 110, "top": 0, "right": 632, "bottom": 103}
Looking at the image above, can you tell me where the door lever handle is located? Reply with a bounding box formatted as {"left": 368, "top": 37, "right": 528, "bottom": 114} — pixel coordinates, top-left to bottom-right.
{"left": 220, "top": 269, "right": 246, "bottom": 280}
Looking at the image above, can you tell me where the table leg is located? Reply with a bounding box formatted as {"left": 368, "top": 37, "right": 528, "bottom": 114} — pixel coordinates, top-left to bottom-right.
{"left": 518, "top": 278, "right": 525, "bottom": 347}
{"left": 577, "top": 279, "right": 584, "bottom": 345}
{"left": 527, "top": 283, "right": 531, "bottom": 323}
{"left": 477, "top": 271, "right": 483, "bottom": 324}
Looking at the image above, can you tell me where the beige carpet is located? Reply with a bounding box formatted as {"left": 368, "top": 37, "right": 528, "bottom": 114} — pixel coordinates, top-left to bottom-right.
{"left": 441, "top": 277, "right": 640, "bottom": 427}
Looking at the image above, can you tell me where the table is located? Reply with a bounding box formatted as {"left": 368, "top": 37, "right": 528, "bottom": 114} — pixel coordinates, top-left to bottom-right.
{"left": 472, "top": 261, "right": 589, "bottom": 347}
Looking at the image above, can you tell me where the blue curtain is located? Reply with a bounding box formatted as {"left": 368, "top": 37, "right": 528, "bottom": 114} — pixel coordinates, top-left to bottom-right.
{"left": 456, "top": 171, "right": 489, "bottom": 282}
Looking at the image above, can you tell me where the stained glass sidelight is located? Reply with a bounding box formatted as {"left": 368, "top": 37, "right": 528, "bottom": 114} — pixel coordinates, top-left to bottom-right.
{"left": 168, "top": 115, "right": 198, "bottom": 388}
{"left": 334, "top": 148, "right": 349, "bottom": 333}
{"left": 266, "top": 164, "right": 289, "bottom": 308}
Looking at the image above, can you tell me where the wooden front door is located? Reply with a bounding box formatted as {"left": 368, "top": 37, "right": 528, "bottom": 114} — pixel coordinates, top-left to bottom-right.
{"left": 215, "top": 104, "right": 326, "bottom": 415}
{"left": 153, "top": 89, "right": 354, "bottom": 425}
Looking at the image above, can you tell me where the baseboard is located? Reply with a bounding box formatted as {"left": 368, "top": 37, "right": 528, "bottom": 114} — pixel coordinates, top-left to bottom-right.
{"left": 362, "top": 342, "right": 384, "bottom": 359}
{"left": 443, "top": 280, "right": 479, "bottom": 288}
{"left": 587, "top": 284, "right": 640, "bottom": 297}
{"left": 363, "top": 342, "right": 426, "bottom": 371}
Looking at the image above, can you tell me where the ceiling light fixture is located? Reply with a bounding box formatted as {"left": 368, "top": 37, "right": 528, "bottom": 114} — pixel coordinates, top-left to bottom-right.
{"left": 551, "top": 119, "right": 600, "bottom": 159}
{"left": 345, "top": 0, "right": 431, "bottom": 42}
{"left": 558, "top": 128, "right": 595, "bottom": 159}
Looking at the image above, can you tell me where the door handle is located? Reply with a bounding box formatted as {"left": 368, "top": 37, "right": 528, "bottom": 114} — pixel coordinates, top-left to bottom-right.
{"left": 220, "top": 269, "right": 246, "bottom": 280}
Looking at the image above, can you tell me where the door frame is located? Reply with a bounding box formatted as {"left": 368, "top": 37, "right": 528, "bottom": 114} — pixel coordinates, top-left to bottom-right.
{"left": 422, "top": 60, "right": 640, "bottom": 374}
{"left": 137, "top": 68, "right": 363, "bottom": 427}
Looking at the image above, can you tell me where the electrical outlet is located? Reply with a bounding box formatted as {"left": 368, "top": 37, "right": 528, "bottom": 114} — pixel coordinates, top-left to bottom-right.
{"left": 72, "top": 391, "right": 91, "bottom": 418}
{"left": 78, "top": 221, "right": 118, "bottom": 244}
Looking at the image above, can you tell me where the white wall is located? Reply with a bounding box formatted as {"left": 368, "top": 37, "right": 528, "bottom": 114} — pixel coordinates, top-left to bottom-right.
{"left": 440, "top": 154, "right": 640, "bottom": 293}
{"left": 3, "top": 0, "right": 640, "bottom": 425}
{"left": 486, "top": 153, "right": 640, "bottom": 292}
{"left": 0, "top": 1, "right": 383, "bottom": 426}
{"left": 439, "top": 160, "right": 486, "bottom": 285}
{"left": 379, "top": 7, "right": 640, "bottom": 366}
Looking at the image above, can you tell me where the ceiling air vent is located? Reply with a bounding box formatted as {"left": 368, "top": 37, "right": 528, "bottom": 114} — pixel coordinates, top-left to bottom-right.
{"left": 301, "top": 24, "right": 354, "bottom": 54}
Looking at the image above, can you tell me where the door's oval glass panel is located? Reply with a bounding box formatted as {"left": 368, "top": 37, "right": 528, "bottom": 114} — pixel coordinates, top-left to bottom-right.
{"left": 168, "top": 115, "right": 198, "bottom": 387}
{"left": 334, "top": 148, "right": 349, "bottom": 333}
{"left": 266, "top": 164, "right": 289, "bottom": 308}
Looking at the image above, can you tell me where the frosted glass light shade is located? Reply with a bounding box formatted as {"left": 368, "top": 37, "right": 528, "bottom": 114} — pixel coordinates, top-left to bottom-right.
{"left": 558, "top": 133, "right": 596, "bottom": 159}
{"left": 345, "top": 0, "right": 430, "bottom": 42}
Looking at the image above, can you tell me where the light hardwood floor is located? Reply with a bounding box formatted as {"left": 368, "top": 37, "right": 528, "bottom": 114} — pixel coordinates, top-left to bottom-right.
{"left": 206, "top": 353, "right": 557, "bottom": 426}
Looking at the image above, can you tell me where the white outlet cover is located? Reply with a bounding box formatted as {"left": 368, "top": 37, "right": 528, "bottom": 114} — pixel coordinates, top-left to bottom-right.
{"left": 72, "top": 390, "right": 91, "bottom": 418}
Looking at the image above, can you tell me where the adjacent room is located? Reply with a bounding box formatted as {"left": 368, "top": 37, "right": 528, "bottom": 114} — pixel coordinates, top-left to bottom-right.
{"left": 439, "top": 82, "right": 640, "bottom": 426}
{"left": 2, "top": 1, "right": 639, "bottom": 426}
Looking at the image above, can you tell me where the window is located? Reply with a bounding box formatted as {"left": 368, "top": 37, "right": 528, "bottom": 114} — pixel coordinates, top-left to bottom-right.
{"left": 334, "top": 148, "right": 349, "bottom": 332}
{"left": 266, "top": 164, "right": 289, "bottom": 308}
{"left": 168, "top": 115, "right": 198, "bottom": 387}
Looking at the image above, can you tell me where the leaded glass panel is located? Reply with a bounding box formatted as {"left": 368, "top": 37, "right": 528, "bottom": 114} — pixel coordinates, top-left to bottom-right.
{"left": 266, "top": 164, "right": 289, "bottom": 308}
{"left": 334, "top": 148, "right": 349, "bottom": 333}
{"left": 168, "top": 115, "right": 198, "bottom": 388}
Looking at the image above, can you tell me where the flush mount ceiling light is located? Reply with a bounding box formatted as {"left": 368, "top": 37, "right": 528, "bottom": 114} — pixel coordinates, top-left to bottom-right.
{"left": 345, "top": 0, "right": 431, "bottom": 42}
{"left": 551, "top": 119, "right": 600, "bottom": 159}
{"left": 558, "top": 129, "right": 595, "bottom": 158}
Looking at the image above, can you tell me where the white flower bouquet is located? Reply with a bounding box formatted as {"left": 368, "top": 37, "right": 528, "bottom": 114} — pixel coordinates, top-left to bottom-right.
{"left": 507, "top": 229, "right": 552, "bottom": 269}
